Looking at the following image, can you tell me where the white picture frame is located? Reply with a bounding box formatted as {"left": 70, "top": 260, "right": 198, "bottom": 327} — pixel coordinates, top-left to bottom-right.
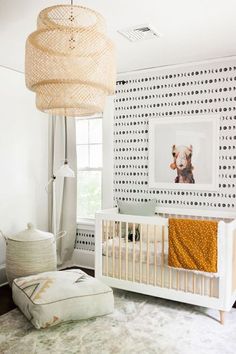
{"left": 148, "top": 115, "right": 219, "bottom": 191}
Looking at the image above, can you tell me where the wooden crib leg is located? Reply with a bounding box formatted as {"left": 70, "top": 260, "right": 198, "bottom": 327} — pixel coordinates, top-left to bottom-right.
{"left": 219, "top": 310, "right": 225, "bottom": 325}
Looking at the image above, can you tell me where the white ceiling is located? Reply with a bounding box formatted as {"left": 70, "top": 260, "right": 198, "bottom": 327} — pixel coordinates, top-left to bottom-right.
{"left": 1, "top": 0, "right": 236, "bottom": 73}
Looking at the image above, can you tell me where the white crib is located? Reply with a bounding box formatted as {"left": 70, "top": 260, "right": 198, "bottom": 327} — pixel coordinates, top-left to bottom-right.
{"left": 95, "top": 207, "right": 236, "bottom": 324}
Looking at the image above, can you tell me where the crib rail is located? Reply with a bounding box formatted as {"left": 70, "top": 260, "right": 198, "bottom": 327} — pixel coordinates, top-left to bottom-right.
{"left": 99, "top": 217, "right": 219, "bottom": 299}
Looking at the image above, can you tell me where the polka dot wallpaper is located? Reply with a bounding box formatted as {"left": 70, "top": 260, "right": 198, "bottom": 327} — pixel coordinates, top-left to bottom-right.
{"left": 113, "top": 58, "right": 236, "bottom": 211}
{"left": 75, "top": 229, "right": 95, "bottom": 251}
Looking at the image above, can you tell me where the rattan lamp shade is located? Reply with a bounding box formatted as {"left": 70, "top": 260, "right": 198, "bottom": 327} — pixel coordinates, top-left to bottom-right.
{"left": 25, "top": 5, "right": 116, "bottom": 117}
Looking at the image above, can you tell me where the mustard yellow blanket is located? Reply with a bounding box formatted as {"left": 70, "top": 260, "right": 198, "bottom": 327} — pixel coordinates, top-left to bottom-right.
{"left": 168, "top": 218, "right": 218, "bottom": 273}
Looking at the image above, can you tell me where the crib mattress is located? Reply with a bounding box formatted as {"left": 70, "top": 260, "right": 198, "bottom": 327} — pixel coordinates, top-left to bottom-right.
{"left": 102, "top": 237, "right": 168, "bottom": 265}
{"left": 102, "top": 237, "right": 219, "bottom": 277}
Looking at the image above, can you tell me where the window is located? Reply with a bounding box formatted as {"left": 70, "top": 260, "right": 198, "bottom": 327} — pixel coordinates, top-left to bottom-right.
{"left": 76, "top": 117, "right": 102, "bottom": 220}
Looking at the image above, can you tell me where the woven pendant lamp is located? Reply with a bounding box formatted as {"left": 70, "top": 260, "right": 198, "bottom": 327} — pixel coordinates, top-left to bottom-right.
{"left": 25, "top": 3, "right": 116, "bottom": 117}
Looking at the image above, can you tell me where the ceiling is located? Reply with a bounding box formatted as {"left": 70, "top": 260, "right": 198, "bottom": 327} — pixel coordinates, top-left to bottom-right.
{"left": 1, "top": 0, "right": 236, "bottom": 73}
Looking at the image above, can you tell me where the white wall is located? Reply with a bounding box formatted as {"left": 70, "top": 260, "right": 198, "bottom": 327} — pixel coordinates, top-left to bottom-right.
{"left": 0, "top": 67, "right": 48, "bottom": 283}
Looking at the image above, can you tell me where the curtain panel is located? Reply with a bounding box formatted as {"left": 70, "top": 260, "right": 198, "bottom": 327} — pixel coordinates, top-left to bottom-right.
{"left": 48, "top": 116, "right": 77, "bottom": 266}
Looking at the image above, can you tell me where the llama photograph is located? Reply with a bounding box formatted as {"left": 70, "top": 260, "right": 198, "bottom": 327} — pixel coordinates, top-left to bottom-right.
{"left": 148, "top": 116, "right": 219, "bottom": 191}
{"left": 170, "top": 144, "right": 195, "bottom": 184}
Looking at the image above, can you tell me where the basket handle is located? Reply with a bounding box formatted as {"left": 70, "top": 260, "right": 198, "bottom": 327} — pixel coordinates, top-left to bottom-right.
{"left": 0, "top": 230, "right": 7, "bottom": 243}
{"left": 55, "top": 231, "right": 67, "bottom": 241}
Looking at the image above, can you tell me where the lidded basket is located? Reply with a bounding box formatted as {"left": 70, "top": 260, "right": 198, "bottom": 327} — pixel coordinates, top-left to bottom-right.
{"left": 4, "top": 223, "right": 57, "bottom": 286}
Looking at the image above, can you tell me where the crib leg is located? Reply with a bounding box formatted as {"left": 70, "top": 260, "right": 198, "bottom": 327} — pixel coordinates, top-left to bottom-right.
{"left": 219, "top": 310, "right": 225, "bottom": 325}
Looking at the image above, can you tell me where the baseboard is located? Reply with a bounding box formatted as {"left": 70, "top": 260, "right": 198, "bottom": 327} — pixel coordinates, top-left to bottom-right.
{"left": 0, "top": 264, "right": 7, "bottom": 286}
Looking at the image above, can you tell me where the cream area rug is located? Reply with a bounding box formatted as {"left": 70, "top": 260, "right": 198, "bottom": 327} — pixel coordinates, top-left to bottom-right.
{"left": 1, "top": 289, "right": 236, "bottom": 354}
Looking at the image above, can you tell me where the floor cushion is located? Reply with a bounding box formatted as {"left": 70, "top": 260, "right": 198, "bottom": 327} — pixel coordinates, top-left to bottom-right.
{"left": 12, "top": 269, "right": 114, "bottom": 329}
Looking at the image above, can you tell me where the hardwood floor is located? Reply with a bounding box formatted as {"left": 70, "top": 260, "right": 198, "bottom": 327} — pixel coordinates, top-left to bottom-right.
{"left": 0, "top": 284, "right": 15, "bottom": 316}
{"left": 0, "top": 267, "right": 94, "bottom": 316}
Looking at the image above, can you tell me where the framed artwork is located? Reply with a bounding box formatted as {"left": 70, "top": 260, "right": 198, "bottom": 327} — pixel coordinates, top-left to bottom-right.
{"left": 148, "top": 115, "right": 219, "bottom": 191}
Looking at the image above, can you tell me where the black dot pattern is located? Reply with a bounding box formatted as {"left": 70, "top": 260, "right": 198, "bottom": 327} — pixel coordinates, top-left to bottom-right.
{"left": 113, "top": 60, "right": 236, "bottom": 211}
{"left": 75, "top": 229, "right": 95, "bottom": 251}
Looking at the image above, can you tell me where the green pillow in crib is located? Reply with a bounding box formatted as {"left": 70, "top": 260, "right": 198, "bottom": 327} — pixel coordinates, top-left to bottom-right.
{"left": 117, "top": 199, "right": 156, "bottom": 216}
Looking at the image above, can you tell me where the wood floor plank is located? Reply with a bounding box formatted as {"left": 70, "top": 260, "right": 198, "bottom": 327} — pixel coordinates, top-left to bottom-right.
{"left": 0, "top": 284, "right": 15, "bottom": 316}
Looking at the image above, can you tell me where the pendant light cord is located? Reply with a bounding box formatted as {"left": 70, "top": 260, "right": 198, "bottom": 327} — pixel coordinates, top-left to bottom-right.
{"left": 64, "top": 116, "right": 68, "bottom": 164}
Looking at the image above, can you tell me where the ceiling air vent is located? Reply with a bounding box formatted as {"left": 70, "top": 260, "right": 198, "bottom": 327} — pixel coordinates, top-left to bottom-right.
{"left": 118, "top": 24, "right": 161, "bottom": 42}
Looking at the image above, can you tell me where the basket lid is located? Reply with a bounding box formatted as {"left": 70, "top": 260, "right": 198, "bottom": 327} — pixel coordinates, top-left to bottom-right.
{"left": 9, "top": 223, "right": 54, "bottom": 242}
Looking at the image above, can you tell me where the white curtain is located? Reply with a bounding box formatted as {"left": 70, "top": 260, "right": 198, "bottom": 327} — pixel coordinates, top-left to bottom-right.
{"left": 48, "top": 116, "right": 77, "bottom": 267}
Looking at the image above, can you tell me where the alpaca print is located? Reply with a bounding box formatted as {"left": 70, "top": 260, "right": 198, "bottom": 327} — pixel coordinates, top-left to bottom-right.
{"left": 170, "top": 145, "right": 195, "bottom": 184}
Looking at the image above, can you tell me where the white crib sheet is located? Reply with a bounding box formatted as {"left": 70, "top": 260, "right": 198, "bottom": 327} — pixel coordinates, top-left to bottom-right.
{"left": 102, "top": 237, "right": 168, "bottom": 265}
{"left": 102, "top": 237, "right": 219, "bottom": 277}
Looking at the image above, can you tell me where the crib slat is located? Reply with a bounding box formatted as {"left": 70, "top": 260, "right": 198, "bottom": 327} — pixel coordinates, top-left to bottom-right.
{"left": 119, "top": 222, "right": 122, "bottom": 279}
{"left": 106, "top": 220, "right": 109, "bottom": 276}
{"left": 161, "top": 225, "right": 164, "bottom": 287}
{"left": 115, "top": 221, "right": 117, "bottom": 241}
{"left": 112, "top": 221, "right": 115, "bottom": 278}
{"left": 154, "top": 225, "right": 157, "bottom": 286}
{"left": 132, "top": 223, "right": 136, "bottom": 282}
{"left": 210, "top": 277, "right": 213, "bottom": 297}
{"left": 177, "top": 270, "right": 180, "bottom": 291}
{"left": 102, "top": 220, "right": 105, "bottom": 275}
{"left": 185, "top": 271, "right": 188, "bottom": 292}
{"left": 125, "top": 222, "right": 128, "bottom": 281}
{"left": 109, "top": 221, "right": 113, "bottom": 276}
{"left": 201, "top": 274, "right": 204, "bottom": 296}
{"left": 169, "top": 268, "right": 172, "bottom": 289}
{"left": 147, "top": 225, "right": 150, "bottom": 285}
{"left": 140, "top": 224, "right": 143, "bottom": 283}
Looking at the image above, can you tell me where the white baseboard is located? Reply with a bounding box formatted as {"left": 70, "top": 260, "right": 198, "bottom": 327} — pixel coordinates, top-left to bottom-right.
{"left": 0, "top": 264, "right": 7, "bottom": 286}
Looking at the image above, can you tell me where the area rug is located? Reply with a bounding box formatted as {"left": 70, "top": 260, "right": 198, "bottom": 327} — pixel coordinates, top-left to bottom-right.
{"left": 1, "top": 289, "right": 236, "bottom": 354}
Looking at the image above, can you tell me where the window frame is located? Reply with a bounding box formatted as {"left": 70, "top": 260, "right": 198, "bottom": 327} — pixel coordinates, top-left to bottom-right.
{"left": 76, "top": 115, "right": 103, "bottom": 223}
{"left": 76, "top": 97, "right": 114, "bottom": 226}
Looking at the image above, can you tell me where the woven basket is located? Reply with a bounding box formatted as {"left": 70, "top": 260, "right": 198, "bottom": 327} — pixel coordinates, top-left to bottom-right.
{"left": 1, "top": 224, "right": 64, "bottom": 286}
